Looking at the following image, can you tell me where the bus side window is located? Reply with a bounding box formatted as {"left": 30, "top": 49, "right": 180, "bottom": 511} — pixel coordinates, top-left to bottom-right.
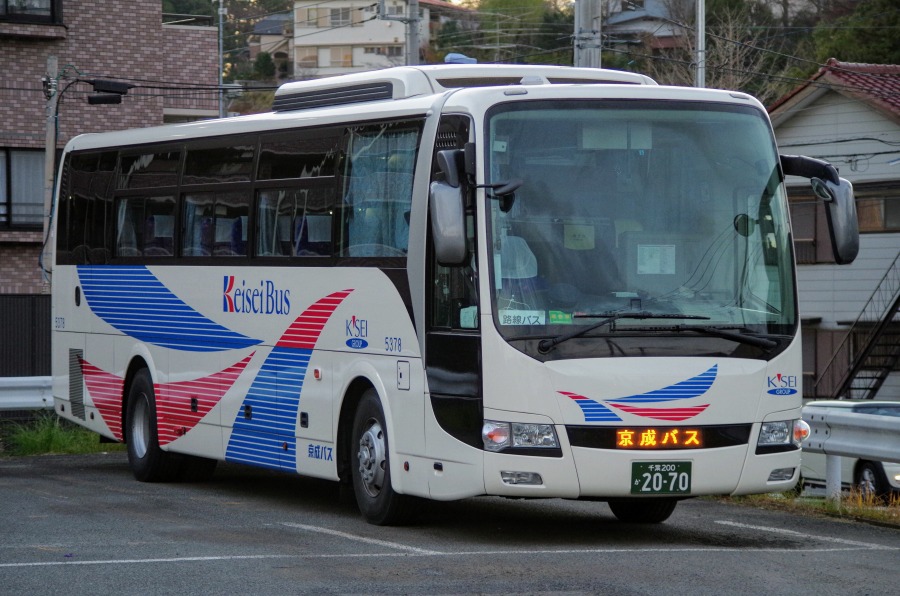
{"left": 183, "top": 191, "right": 248, "bottom": 257}
{"left": 256, "top": 187, "right": 334, "bottom": 257}
{"left": 429, "top": 115, "right": 477, "bottom": 330}
{"left": 340, "top": 121, "right": 420, "bottom": 258}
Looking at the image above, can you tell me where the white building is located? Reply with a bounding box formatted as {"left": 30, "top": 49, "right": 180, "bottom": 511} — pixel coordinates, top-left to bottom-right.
{"left": 292, "top": 0, "right": 470, "bottom": 78}
{"left": 769, "top": 59, "right": 900, "bottom": 400}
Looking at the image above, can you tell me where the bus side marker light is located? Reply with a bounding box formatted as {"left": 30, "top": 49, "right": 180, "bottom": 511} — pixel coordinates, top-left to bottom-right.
{"left": 313, "top": 368, "right": 322, "bottom": 381}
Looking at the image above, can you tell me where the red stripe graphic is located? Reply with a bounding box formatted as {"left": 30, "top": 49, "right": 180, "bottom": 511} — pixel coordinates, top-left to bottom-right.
{"left": 155, "top": 354, "right": 252, "bottom": 446}
{"left": 81, "top": 360, "right": 126, "bottom": 441}
{"left": 276, "top": 289, "right": 353, "bottom": 349}
{"left": 610, "top": 403, "right": 710, "bottom": 421}
{"left": 81, "top": 354, "right": 252, "bottom": 445}
{"left": 559, "top": 391, "right": 590, "bottom": 401}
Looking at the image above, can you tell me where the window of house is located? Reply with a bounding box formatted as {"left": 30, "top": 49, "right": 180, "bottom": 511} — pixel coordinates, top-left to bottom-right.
{"left": 297, "top": 48, "right": 318, "bottom": 69}
{"left": 296, "top": 7, "right": 315, "bottom": 27}
{"left": 330, "top": 7, "right": 351, "bottom": 27}
{"left": 787, "top": 191, "right": 835, "bottom": 264}
{"left": 857, "top": 193, "right": 900, "bottom": 232}
{"left": 328, "top": 46, "right": 352, "bottom": 67}
{"left": 1, "top": 0, "right": 60, "bottom": 24}
{"left": 0, "top": 149, "right": 44, "bottom": 228}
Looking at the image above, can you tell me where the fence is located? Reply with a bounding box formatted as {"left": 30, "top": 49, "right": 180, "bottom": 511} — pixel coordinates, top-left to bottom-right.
{"left": 802, "top": 403, "right": 900, "bottom": 502}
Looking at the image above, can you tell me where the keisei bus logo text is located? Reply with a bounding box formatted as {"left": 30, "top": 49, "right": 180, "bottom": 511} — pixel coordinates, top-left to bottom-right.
{"left": 223, "top": 276, "right": 291, "bottom": 315}
{"left": 767, "top": 373, "right": 798, "bottom": 395}
{"left": 345, "top": 315, "right": 368, "bottom": 349}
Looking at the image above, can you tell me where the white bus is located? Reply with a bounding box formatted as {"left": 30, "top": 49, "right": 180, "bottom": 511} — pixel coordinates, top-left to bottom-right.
{"left": 51, "top": 64, "right": 859, "bottom": 525}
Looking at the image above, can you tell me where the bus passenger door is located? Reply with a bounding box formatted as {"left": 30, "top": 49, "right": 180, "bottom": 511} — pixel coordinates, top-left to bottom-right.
{"left": 424, "top": 115, "right": 485, "bottom": 497}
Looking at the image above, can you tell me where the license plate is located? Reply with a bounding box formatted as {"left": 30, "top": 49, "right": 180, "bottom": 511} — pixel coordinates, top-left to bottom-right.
{"left": 631, "top": 462, "right": 692, "bottom": 495}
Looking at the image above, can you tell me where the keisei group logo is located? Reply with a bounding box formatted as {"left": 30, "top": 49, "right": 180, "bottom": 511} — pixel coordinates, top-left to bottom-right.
{"left": 345, "top": 315, "right": 368, "bottom": 349}
{"left": 767, "top": 373, "right": 798, "bottom": 395}
{"left": 223, "top": 276, "right": 291, "bottom": 315}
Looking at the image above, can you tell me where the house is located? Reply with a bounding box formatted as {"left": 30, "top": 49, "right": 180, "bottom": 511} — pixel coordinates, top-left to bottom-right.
{"left": 769, "top": 59, "right": 900, "bottom": 400}
{"left": 0, "top": 1, "right": 218, "bottom": 376}
{"left": 604, "top": 0, "right": 691, "bottom": 51}
{"left": 290, "top": 0, "right": 471, "bottom": 78}
{"left": 248, "top": 12, "right": 294, "bottom": 80}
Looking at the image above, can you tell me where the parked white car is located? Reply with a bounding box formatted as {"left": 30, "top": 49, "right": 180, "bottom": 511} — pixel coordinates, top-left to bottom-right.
{"left": 800, "top": 400, "right": 900, "bottom": 498}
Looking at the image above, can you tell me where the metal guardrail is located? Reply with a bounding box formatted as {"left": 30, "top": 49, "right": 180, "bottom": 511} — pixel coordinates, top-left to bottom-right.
{"left": 802, "top": 404, "right": 900, "bottom": 502}
{"left": 0, "top": 377, "right": 53, "bottom": 411}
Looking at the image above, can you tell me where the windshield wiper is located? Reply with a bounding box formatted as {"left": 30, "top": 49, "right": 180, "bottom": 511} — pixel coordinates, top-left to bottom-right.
{"left": 623, "top": 324, "right": 780, "bottom": 349}
{"left": 537, "top": 311, "right": 710, "bottom": 353}
{"left": 673, "top": 325, "right": 779, "bottom": 349}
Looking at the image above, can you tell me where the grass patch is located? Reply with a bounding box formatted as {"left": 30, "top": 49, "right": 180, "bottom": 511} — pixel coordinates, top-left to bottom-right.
{"left": 0, "top": 413, "right": 125, "bottom": 457}
{"left": 720, "top": 488, "right": 900, "bottom": 527}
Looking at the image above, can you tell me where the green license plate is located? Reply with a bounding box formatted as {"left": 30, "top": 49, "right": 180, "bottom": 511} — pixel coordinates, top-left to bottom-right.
{"left": 631, "top": 462, "right": 692, "bottom": 495}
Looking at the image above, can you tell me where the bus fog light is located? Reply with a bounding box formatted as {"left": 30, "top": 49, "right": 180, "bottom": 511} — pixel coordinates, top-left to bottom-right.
{"left": 483, "top": 421, "right": 510, "bottom": 452}
{"left": 511, "top": 423, "right": 558, "bottom": 448}
{"left": 758, "top": 421, "right": 791, "bottom": 445}
{"left": 768, "top": 467, "right": 795, "bottom": 482}
{"left": 501, "top": 471, "right": 543, "bottom": 485}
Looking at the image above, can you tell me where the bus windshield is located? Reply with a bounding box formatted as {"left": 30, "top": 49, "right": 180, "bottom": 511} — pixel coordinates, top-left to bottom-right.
{"left": 486, "top": 100, "right": 795, "bottom": 351}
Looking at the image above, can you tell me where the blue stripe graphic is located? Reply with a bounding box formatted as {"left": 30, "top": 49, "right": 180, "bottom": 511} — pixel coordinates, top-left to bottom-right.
{"left": 573, "top": 400, "right": 622, "bottom": 422}
{"left": 225, "top": 346, "right": 311, "bottom": 471}
{"left": 78, "top": 265, "right": 260, "bottom": 352}
{"left": 608, "top": 365, "right": 717, "bottom": 403}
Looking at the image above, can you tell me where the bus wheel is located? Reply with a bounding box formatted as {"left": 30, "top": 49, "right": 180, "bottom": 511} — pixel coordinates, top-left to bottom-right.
{"left": 608, "top": 498, "right": 677, "bottom": 523}
{"left": 350, "top": 389, "right": 415, "bottom": 525}
{"left": 126, "top": 369, "right": 179, "bottom": 482}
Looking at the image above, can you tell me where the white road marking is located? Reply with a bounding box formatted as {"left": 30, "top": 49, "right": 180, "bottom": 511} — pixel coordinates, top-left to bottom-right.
{"left": 715, "top": 520, "right": 897, "bottom": 550}
{"left": 281, "top": 522, "right": 443, "bottom": 555}
{"left": 2, "top": 522, "right": 895, "bottom": 570}
{"left": 0, "top": 555, "right": 290, "bottom": 568}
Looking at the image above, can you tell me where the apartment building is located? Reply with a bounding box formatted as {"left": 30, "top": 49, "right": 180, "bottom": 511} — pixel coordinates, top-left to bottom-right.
{"left": 0, "top": 1, "right": 218, "bottom": 375}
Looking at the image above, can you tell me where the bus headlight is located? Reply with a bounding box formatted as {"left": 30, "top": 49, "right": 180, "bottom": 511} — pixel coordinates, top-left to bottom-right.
{"left": 758, "top": 419, "right": 807, "bottom": 448}
{"left": 758, "top": 421, "right": 790, "bottom": 446}
{"left": 482, "top": 420, "right": 559, "bottom": 452}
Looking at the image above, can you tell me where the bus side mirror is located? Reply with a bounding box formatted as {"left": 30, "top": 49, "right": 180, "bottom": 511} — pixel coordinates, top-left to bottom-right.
{"left": 436, "top": 149, "right": 462, "bottom": 188}
{"left": 813, "top": 177, "right": 859, "bottom": 265}
{"left": 429, "top": 180, "right": 467, "bottom": 266}
{"left": 780, "top": 154, "right": 859, "bottom": 265}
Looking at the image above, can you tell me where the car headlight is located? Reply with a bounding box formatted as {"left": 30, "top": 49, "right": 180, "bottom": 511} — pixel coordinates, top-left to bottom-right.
{"left": 482, "top": 420, "right": 559, "bottom": 452}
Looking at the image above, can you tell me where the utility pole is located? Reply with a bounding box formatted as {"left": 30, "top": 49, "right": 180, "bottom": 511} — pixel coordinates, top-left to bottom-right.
{"left": 407, "top": 0, "right": 419, "bottom": 66}
{"left": 217, "top": 0, "right": 226, "bottom": 117}
{"left": 41, "top": 55, "right": 58, "bottom": 290}
{"left": 695, "top": 0, "right": 705, "bottom": 87}
{"left": 379, "top": 0, "right": 419, "bottom": 66}
{"left": 573, "top": 0, "right": 601, "bottom": 68}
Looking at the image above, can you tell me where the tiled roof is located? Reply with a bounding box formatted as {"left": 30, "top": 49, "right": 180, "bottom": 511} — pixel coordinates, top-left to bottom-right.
{"left": 769, "top": 58, "right": 900, "bottom": 120}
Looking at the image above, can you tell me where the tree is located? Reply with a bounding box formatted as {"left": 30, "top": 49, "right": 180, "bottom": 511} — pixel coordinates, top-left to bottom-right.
{"left": 254, "top": 52, "right": 277, "bottom": 81}
{"left": 621, "top": 0, "right": 806, "bottom": 104}
{"left": 812, "top": 0, "right": 900, "bottom": 64}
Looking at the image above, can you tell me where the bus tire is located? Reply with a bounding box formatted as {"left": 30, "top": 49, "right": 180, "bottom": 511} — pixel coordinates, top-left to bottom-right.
{"left": 350, "top": 389, "right": 416, "bottom": 525}
{"left": 608, "top": 498, "right": 677, "bottom": 523}
{"left": 126, "top": 368, "right": 179, "bottom": 483}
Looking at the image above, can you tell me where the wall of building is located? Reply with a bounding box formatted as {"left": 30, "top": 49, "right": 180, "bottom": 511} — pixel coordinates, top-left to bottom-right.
{"left": 0, "top": 1, "right": 218, "bottom": 297}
